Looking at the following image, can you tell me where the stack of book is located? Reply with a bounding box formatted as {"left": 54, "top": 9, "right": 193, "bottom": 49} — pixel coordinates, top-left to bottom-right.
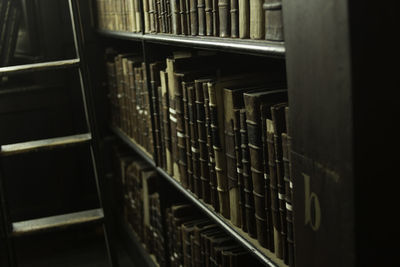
{"left": 0, "top": 0, "right": 21, "bottom": 67}
{"left": 96, "top": 0, "right": 142, "bottom": 32}
{"left": 106, "top": 51, "right": 154, "bottom": 157}
{"left": 107, "top": 51, "right": 294, "bottom": 265}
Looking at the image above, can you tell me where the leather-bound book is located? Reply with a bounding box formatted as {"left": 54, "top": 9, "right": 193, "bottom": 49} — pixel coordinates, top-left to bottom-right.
{"left": 183, "top": 81, "right": 193, "bottom": 190}
{"left": 171, "top": 0, "right": 181, "bottom": 34}
{"left": 142, "top": 169, "right": 159, "bottom": 248}
{"left": 188, "top": 84, "right": 202, "bottom": 197}
{"left": 157, "top": 85, "right": 166, "bottom": 168}
{"left": 249, "top": 0, "right": 264, "bottom": 39}
{"left": 161, "top": 0, "right": 168, "bottom": 33}
{"left": 212, "top": 0, "right": 219, "bottom": 36}
{"left": 218, "top": 0, "right": 230, "bottom": 37}
{"left": 134, "top": 0, "right": 142, "bottom": 32}
{"left": 179, "top": 0, "right": 188, "bottom": 35}
{"left": 196, "top": 78, "right": 214, "bottom": 203}
{"left": 181, "top": 219, "right": 209, "bottom": 267}
{"left": 160, "top": 70, "right": 172, "bottom": 174}
{"left": 238, "top": 0, "right": 249, "bottom": 38}
{"left": 151, "top": 0, "right": 159, "bottom": 32}
{"left": 200, "top": 229, "right": 223, "bottom": 266}
{"left": 244, "top": 89, "right": 287, "bottom": 248}
{"left": 284, "top": 106, "right": 295, "bottom": 267}
{"left": 209, "top": 236, "right": 235, "bottom": 267}
{"left": 240, "top": 109, "right": 256, "bottom": 237}
{"left": 143, "top": 0, "right": 150, "bottom": 33}
{"left": 230, "top": 0, "right": 238, "bottom": 37}
{"left": 203, "top": 81, "right": 219, "bottom": 212}
{"left": 190, "top": 0, "right": 199, "bottom": 35}
{"left": 205, "top": 0, "right": 213, "bottom": 36}
{"left": 166, "top": 0, "right": 172, "bottom": 33}
{"left": 185, "top": 0, "right": 192, "bottom": 35}
{"left": 271, "top": 102, "right": 289, "bottom": 262}
{"left": 148, "top": 0, "right": 156, "bottom": 32}
{"left": 263, "top": 0, "right": 284, "bottom": 41}
{"left": 156, "top": 0, "right": 163, "bottom": 32}
{"left": 194, "top": 224, "right": 218, "bottom": 267}
{"left": 198, "top": 0, "right": 206, "bottom": 35}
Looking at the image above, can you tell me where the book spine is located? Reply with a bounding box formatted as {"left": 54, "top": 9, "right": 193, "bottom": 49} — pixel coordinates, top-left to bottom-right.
{"left": 183, "top": 82, "right": 193, "bottom": 190}
{"left": 233, "top": 109, "right": 246, "bottom": 232}
{"left": 160, "top": 70, "right": 172, "bottom": 175}
{"left": 185, "top": 0, "right": 192, "bottom": 35}
{"left": 148, "top": 0, "right": 156, "bottom": 32}
{"left": 198, "top": 0, "right": 206, "bottom": 36}
{"left": 166, "top": 0, "right": 172, "bottom": 33}
{"left": 175, "top": 74, "right": 189, "bottom": 189}
{"left": 161, "top": 0, "right": 167, "bottom": 33}
{"left": 188, "top": 84, "right": 202, "bottom": 197}
{"left": 196, "top": 81, "right": 211, "bottom": 203}
{"left": 156, "top": 0, "right": 163, "bottom": 32}
{"left": 171, "top": 0, "right": 181, "bottom": 34}
{"left": 250, "top": 0, "right": 264, "bottom": 39}
{"left": 264, "top": 0, "right": 284, "bottom": 41}
{"left": 218, "top": 0, "right": 230, "bottom": 37}
{"left": 212, "top": 0, "right": 219, "bottom": 36}
{"left": 205, "top": 0, "right": 213, "bottom": 36}
{"left": 179, "top": 0, "right": 188, "bottom": 35}
{"left": 190, "top": 0, "right": 199, "bottom": 35}
{"left": 157, "top": 85, "right": 165, "bottom": 168}
{"left": 245, "top": 98, "right": 268, "bottom": 248}
{"left": 272, "top": 103, "right": 288, "bottom": 262}
{"left": 208, "top": 82, "right": 229, "bottom": 218}
{"left": 267, "top": 118, "right": 283, "bottom": 257}
{"left": 135, "top": 0, "right": 142, "bottom": 32}
{"left": 230, "top": 0, "right": 238, "bottom": 37}
{"left": 261, "top": 105, "right": 274, "bottom": 251}
{"left": 203, "top": 82, "right": 219, "bottom": 212}
{"left": 123, "top": 59, "right": 132, "bottom": 138}
{"left": 240, "top": 109, "right": 256, "bottom": 237}
{"left": 143, "top": 0, "right": 150, "bottom": 33}
{"left": 150, "top": 64, "right": 161, "bottom": 165}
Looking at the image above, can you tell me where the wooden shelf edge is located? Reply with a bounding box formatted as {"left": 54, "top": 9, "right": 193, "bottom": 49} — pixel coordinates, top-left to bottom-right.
{"left": 111, "top": 126, "right": 287, "bottom": 267}
{"left": 97, "top": 30, "right": 285, "bottom": 57}
{"left": 121, "top": 220, "right": 159, "bottom": 267}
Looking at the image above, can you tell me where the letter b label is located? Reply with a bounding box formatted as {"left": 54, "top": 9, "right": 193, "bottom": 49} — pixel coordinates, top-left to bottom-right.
{"left": 303, "top": 173, "right": 321, "bottom": 231}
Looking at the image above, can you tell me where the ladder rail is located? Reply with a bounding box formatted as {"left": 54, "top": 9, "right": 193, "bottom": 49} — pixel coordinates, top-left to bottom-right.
{"left": 0, "top": 59, "right": 80, "bottom": 76}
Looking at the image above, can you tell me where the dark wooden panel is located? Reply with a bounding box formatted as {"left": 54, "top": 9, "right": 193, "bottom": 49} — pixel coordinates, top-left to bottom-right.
{"left": 283, "top": 0, "right": 355, "bottom": 266}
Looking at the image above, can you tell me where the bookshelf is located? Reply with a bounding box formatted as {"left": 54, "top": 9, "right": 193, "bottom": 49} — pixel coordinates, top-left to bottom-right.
{"left": 88, "top": 0, "right": 399, "bottom": 267}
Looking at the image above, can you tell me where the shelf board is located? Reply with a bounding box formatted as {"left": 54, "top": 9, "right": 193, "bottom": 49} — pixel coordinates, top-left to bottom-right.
{"left": 111, "top": 126, "right": 287, "bottom": 267}
{"left": 97, "top": 30, "right": 285, "bottom": 57}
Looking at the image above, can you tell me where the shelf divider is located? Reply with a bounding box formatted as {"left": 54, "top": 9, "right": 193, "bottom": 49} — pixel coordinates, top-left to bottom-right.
{"left": 111, "top": 126, "right": 287, "bottom": 267}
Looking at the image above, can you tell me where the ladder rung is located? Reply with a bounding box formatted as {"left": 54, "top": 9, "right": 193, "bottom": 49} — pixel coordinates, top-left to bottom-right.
{"left": 11, "top": 208, "right": 104, "bottom": 236}
{"left": 0, "top": 59, "right": 80, "bottom": 76}
{"left": 0, "top": 133, "right": 92, "bottom": 156}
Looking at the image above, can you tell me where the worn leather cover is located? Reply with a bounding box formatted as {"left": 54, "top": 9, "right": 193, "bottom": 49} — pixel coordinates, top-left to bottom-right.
{"left": 179, "top": 0, "right": 188, "bottom": 35}
{"left": 264, "top": 0, "right": 284, "bottom": 41}
{"left": 249, "top": 0, "right": 264, "bottom": 39}
{"left": 244, "top": 88, "right": 287, "bottom": 248}
{"left": 205, "top": 0, "right": 213, "bottom": 35}
{"left": 212, "top": 0, "right": 219, "bottom": 36}
{"left": 171, "top": 0, "right": 181, "bottom": 34}
{"left": 190, "top": 0, "right": 199, "bottom": 35}
{"left": 218, "top": 0, "right": 230, "bottom": 37}
{"left": 197, "top": 0, "right": 206, "bottom": 35}
{"left": 230, "top": 0, "right": 238, "bottom": 37}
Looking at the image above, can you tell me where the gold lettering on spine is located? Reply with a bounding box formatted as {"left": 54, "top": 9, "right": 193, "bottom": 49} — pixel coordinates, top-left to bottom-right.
{"left": 303, "top": 173, "right": 321, "bottom": 231}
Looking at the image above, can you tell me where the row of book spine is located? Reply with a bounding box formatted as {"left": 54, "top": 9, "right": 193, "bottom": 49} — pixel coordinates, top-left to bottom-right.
{"left": 107, "top": 51, "right": 154, "bottom": 156}
{"left": 96, "top": 0, "right": 142, "bottom": 32}
{"left": 0, "top": 0, "right": 22, "bottom": 67}
{"left": 96, "top": 0, "right": 284, "bottom": 41}
{"left": 112, "top": 146, "right": 264, "bottom": 267}
{"left": 106, "top": 51, "right": 294, "bottom": 265}
{"left": 143, "top": 0, "right": 284, "bottom": 41}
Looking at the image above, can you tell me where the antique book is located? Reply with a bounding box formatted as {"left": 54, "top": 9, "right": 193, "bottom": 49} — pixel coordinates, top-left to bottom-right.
{"left": 230, "top": 0, "right": 239, "bottom": 37}
{"left": 181, "top": 219, "right": 209, "bottom": 267}
{"left": 271, "top": 102, "right": 289, "bottom": 262}
{"left": 205, "top": 0, "right": 213, "bottom": 36}
{"left": 156, "top": 0, "right": 163, "bottom": 32}
{"left": 182, "top": 81, "right": 193, "bottom": 190}
{"left": 193, "top": 223, "right": 218, "bottom": 267}
{"left": 190, "top": 0, "right": 198, "bottom": 35}
{"left": 218, "top": 0, "right": 230, "bottom": 37}
{"left": 212, "top": 0, "right": 219, "bottom": 36}
{"left": 195, "top": 78, "right": 214, "bottom": 203}
{"left": 179, "top": 0, "right": 188, "bottom": 35}
{"left": 142, "top": 169, "right": 159, "bottom": 246}
{"left": 171, "top": 0, "right": 181, "bottom": 34}
{"left": 148, "top": 0, "right": 156, "bottom": 32}
{"left": 135, "top": 0, "right": 142, "bottom": 31}
{"left": 264, "top": 0, "right": 284, "bottom": 41}
{"left": 157, "top": 85, "right": 166, "bottom": 168}
{"left": 152, "top": 0, "right": 160, "bottom": 32}
{"left": 143, "top": 0, "right": 150, "bottom": 33}
{"left": 284, "top": 106, "right": 294, "bottom": 267}
{"left": 238, "top": 0, "right": 249, "bottom": 38}
{"left": 160, "top": 0, "right": 167, "bottom": 33}
{"left": 185, "top": 0, "right": 192, "bottom": 35}
{"left": 240, "top": 109, "right": 256, "bottom": 237}
{"left": 249, "top": 0, "right": 264, "bottom": 39}
{"left": 197, "top": 0, "right": 206, "bottom": 35}
{"left": 160, "top": 70, "right": 172, "bottom": 174}
{"left": 166, "top": 0, "right": 172, "bottom": 33}
{"left": 244, "top": 88, "right": 287, "bottom": 248}
{"left": 203, "top": 80, "right": 219, "bottom": 211}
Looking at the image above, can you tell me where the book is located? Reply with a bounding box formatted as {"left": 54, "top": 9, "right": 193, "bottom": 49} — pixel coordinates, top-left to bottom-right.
{"left": 149, "top": 0, "right": 157, "bottom": 32}
{"left": 185, "top": 0, "right": 191, "bottom": 35}
{"left": 218, "top": 0, "right": 230, "bottom": 37}
{"left": 143, "top": 0, "right": 150, "bottom": 33}
{"left": 171, "top": 0, "right": 181, "bottom": 34}
{"left": 160, "top": 70, "right": 172, "bottom": 174}
{"left": 197, "top": 0, "right": 206, "bottom": 35}
{"left": 190, "top": 0, "right": 199, "bottom": 35}
{"left": 205, "top": 0, "right": 213, "bottom": 36}
{"left": 238, "top": 0, "right": 249, "bottom": 39}
{"left": 240, "top": 109, "right": 256, "bottom": 237}
{"left": 230, "top": 0, "right": 239, "bottom": 38}
{"left": 263, "top": 0, "right": 284, "bottom": 41}
{"left": 249, "top": 0, "right": 264, "bottom": 40}
{"left": 212, "top": 0, "right": 219, "bottom": 36}
{"left": 179, "top": 0, "right": 188, "bottom": 35}
{"left": 244, "top": 88, "right": 287, "bottom": 248}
